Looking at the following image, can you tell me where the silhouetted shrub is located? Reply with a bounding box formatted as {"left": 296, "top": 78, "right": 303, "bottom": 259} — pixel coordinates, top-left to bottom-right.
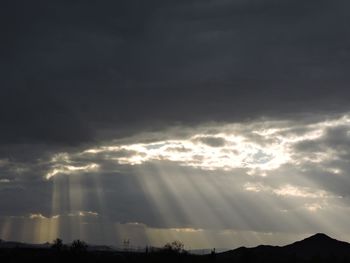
{"left": 162, "top": 240, "right": 185, "bottom": 254}
{"left": 51, "top": 238, "right": 64, "bottom": 250}
{"left": 70, "top": 239, "right": 88, "bottom": 252}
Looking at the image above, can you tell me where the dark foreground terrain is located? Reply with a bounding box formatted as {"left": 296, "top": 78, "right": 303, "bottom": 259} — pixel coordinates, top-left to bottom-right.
{"left": 1, "top": 233, "right": 350, "bottom": 262}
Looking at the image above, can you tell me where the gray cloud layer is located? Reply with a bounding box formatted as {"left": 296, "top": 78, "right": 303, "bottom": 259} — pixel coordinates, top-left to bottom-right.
{"left": 2, "top": 0, "right": 350, "bottom": 148}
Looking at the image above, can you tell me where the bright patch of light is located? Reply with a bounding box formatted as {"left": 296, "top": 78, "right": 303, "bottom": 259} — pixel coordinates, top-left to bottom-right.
{"left": 325, "top": 168, "right": 342, "bottom": 175}
{"left": 84, "top": 133, "right": 290, "bottom": 175}
{"left": 168, "top": 228, "right": 204, "bottom": 233}
{"left": 243, "top": 182, "right": 334, "bottom": 202}
{"left": 243, "top": 182, "right": 266, "bottom": 192}
{"left": 46, "top": 163, "right": 99, "bottom": 179}
{"left": 273, "top": 185, "right": 328, "bottom": 198}
{"left": 0, "top": 179, "right": 10, "bottom": 183}
{"left": 77, "top": 211, "right": 99, "bottom": 217}
{"left": 29, "top": 213, "right": 48, "bottom": 220}
{"left": 45, "top": 114, "right": 350, "bottom": 178}
{"left": 305, "top": 203, "right": 323, "bottom": 212}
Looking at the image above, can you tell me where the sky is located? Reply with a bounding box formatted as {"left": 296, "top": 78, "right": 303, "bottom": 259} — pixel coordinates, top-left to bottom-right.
{"left": 1, "top": 0, "right": 350, "bottom": 249}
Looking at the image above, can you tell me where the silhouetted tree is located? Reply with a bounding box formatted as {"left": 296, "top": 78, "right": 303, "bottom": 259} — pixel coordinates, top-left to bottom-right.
{"left": 210, "top": 248, "right": 216, "bottom": 262}
{"left": 51, "top": 238, "right": 63, "bottom": 250}
{"left": 163, "top": 240, "right": 185, "bottom": 254}
{"left": 70, "top": 239, "right": 88, "bottom": 252}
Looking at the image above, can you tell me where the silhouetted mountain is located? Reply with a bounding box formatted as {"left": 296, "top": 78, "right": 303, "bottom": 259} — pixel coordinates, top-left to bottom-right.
{"left": 217, "top": 233, "right": 350, "bottom": 262}
{"left": 283, "top": 233, "right": 350, "bottom": 257}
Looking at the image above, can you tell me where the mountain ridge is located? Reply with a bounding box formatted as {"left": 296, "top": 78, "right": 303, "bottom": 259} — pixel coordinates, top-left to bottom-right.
{"left": 218, "top": 233, "right": 350, "bottom": 262}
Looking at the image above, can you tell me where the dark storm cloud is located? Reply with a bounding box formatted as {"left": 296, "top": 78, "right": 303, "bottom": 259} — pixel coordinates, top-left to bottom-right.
{"left": 2, "top": 0, "right": 350, "bottom": 147}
